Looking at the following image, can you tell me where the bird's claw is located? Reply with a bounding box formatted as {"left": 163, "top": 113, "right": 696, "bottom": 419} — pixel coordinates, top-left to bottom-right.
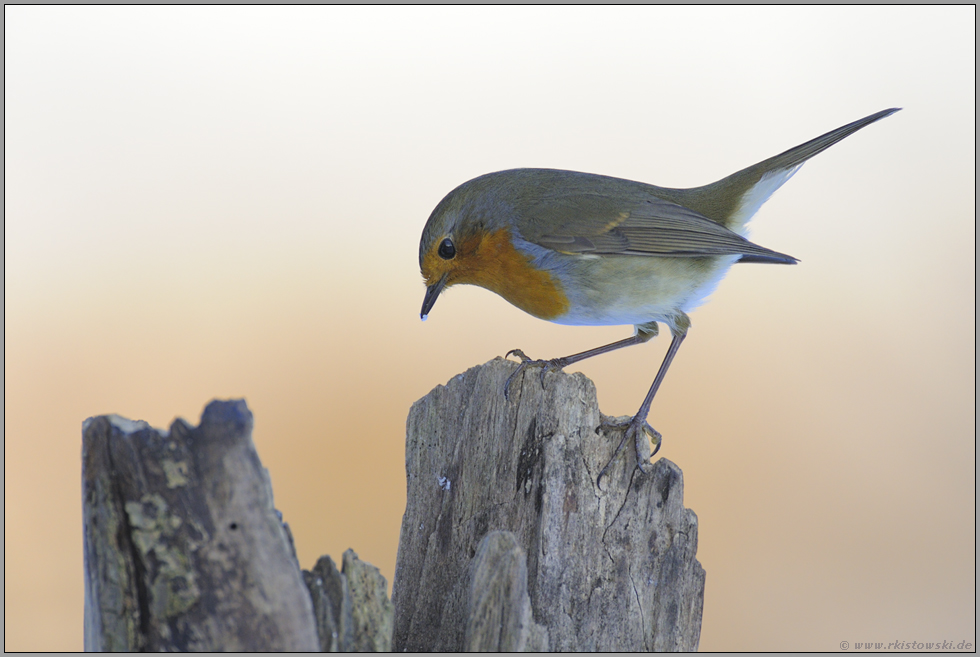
{"left": 596, "top": 415, "right": 662, "bottom": 489}
{"left": 503, "top": 349, "right": 567, "bottom": 400}
{"left": 505, "top": 348, "right": 531, "bottom": 362}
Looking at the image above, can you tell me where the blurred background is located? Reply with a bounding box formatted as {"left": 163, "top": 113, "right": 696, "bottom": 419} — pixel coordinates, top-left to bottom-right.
{"left": 4, "top": 6, "right": 974, "bottom": 651}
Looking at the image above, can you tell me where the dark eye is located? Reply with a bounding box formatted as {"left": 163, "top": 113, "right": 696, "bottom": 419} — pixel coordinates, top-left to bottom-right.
{"left": 438, "top": 238, "right": 456, "bottom": 260}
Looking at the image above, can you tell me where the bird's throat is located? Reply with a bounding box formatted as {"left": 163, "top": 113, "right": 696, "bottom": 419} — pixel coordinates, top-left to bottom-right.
{"left": 452, "top": 228, "right": 570, "bottom": 321}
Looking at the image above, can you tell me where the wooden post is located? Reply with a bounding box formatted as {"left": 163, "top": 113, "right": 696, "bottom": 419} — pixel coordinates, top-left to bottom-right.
{"left": 82, "top": 400, "right": 320, "bottom": 651}
{"left": 392, "top": 358, "right": 706, "bottom": 651}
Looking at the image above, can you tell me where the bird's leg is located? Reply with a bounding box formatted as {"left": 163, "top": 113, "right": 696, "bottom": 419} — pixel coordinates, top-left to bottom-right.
{"left": 596, "top": 326, "right": 688, "bottom": 489}
{"left": 503, "top": 323, "right": 660, "bottom": 400}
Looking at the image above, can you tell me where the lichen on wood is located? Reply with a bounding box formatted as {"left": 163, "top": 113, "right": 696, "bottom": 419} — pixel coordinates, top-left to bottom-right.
{"left": 82, "top": 401, "right": 319, "bottom": 651}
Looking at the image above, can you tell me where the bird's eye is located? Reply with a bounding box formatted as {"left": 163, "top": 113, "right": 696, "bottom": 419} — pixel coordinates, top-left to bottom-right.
{"left": 438, "top": 238, "right": 456, "bottom": 260}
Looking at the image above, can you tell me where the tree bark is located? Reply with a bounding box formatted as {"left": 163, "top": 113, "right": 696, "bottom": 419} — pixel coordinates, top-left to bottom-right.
{"left": 392, "top": 357, "right": 705, "bottom": 652}
{"left": 82, "top": 400, "right": 319, "bottom": 651}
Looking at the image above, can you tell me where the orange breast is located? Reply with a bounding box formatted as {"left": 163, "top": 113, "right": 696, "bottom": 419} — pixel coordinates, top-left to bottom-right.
{"left": 441, "top": 228, "right": 570, "bottom": 320}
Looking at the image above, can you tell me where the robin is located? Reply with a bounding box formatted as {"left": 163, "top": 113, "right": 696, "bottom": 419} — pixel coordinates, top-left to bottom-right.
{"left": 418, "top": 108, "right": 899, "bottom": 484}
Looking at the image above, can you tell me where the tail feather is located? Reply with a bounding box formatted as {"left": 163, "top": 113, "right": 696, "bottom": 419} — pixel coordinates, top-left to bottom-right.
{"left": 669, "top": 108, "right": 900, "bottom": 231}
{"left": 748, "top": 107, "right": 901, "bottom": 176}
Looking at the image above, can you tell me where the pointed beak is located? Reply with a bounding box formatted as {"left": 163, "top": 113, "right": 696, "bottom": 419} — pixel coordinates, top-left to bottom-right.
{"left": 420, "top": 274, "right": 448, "bottom": 320}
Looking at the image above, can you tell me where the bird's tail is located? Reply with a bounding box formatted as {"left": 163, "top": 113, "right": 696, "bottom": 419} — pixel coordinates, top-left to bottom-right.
{"left": 678, "top": 108, "right": 901, "bottom": 233}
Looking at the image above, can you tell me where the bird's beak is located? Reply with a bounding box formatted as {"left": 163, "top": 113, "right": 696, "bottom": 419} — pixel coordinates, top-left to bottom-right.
{"left": 420, "top": 274, "right": 448, "bottom": 321}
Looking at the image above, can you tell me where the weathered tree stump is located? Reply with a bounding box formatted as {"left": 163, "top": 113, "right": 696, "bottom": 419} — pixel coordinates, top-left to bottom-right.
{"left": 82, "top": 400, "right": 393, "bottom": 652}
{"left": 82, "top": 400, "right": 320, "bottom": 651}
{"left": 392, "top": 357, "right": 706, "bottom": 651}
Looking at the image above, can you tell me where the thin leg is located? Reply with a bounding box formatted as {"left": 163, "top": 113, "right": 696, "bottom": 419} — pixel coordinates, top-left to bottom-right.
{"left": 504, "top": 325, "right": 658, "bottom": 400}
{"left": 633, "top": 330, "right": 686, "bottom": 426}
{"left": 596, "top": 330, "right": 688, "bottom": 488}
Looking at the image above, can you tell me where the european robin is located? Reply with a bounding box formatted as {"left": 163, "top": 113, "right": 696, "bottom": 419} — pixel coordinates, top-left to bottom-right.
{"left": 418, "top": 108, "right": 899, "bottom": 484}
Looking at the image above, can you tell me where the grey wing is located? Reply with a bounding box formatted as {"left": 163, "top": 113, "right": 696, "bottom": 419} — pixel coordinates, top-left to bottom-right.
{"left": 520, "top": 192, "right": 798, "bottom": 264}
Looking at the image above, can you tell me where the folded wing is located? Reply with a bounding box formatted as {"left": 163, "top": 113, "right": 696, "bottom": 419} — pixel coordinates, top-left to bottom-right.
{"left": 519, "top": 191, "right": 798, "bottom": 265}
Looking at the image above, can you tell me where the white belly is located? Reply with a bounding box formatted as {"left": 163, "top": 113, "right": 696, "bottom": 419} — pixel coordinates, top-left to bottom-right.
{"left": 548, "top": 252, "right": 740, "bottom": 328}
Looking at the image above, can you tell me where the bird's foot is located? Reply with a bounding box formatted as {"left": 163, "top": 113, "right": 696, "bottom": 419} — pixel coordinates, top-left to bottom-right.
{"left": 596, "top": 415, "right": 662, "bottom": 489}
{"left": 503, "top": 349, "right": 569, "bottom": 401}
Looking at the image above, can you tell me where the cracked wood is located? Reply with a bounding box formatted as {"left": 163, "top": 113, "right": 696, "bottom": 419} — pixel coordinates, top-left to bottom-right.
{"left": 391, "top": 357, "right": 705, "bottom": 651}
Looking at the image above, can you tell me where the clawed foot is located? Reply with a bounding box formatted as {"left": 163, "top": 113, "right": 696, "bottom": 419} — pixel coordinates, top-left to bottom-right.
{"left": 503, "top": 349, "right": 568, "bottom": 401}
{"left": 596, "top": 415, "right": 662, "bottom": 489}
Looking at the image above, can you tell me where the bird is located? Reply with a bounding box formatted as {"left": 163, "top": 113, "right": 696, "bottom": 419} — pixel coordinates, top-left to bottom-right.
{"left": 418, "top": 108, "right": 899, "bottom": 484}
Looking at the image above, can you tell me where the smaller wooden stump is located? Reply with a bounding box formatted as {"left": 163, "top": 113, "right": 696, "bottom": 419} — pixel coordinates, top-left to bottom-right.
{"left": 82, "top": 400, "right": 318, "bottom": 651}
{"left": 304, "top": 549, "right": 394, "bottom": 652}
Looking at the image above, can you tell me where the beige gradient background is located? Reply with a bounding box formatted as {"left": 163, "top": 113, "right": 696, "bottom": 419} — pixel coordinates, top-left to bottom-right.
{"left": 4, "top": 6, "right": 975, "bottom": 651}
